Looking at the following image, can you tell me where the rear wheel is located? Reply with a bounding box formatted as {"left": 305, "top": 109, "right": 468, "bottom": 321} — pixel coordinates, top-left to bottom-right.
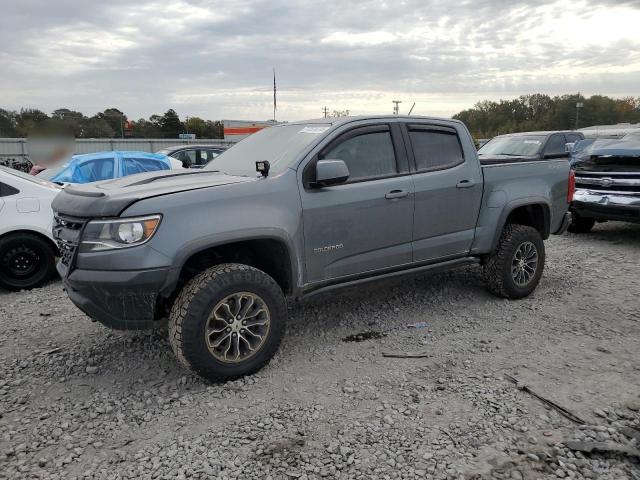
{"left": 0, "top": 233, "right": 57, "bottom": 291}
{"left": 568, "top": 215, "right": 595, "bottom": 234}
{"left": 483, "top": 224, "right": 545, "bottom": 299}
{"left": 168, "top": 263, "right": 287, "bottom": 382}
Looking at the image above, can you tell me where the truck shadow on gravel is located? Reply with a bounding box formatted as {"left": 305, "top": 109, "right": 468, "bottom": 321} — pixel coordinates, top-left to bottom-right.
{"left": 37, "top": 267, "right": 491, "bottom": 385}
{"left": 572, "top": 222, "right": 640, "bottom": 244}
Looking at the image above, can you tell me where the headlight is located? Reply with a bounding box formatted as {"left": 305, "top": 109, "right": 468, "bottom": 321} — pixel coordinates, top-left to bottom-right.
{"left": 79, "top": 215, "right": 162, "bottom": 252}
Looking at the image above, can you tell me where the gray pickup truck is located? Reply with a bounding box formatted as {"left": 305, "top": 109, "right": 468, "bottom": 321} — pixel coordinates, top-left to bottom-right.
{"left": 52, "top": 116, "right": 573, "bottom": 381}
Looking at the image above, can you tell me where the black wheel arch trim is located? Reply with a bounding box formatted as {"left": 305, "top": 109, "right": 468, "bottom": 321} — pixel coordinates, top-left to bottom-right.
{"left": 491, "top": 198, "right": 552, "bottom": 252}
{"left": 160, "top": 230, "right": 301, "bottom": 298}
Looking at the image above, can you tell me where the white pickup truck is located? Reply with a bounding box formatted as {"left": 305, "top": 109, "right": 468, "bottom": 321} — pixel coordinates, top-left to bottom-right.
{"left": 0, "top": 166, "right": 60, "bottom": 290}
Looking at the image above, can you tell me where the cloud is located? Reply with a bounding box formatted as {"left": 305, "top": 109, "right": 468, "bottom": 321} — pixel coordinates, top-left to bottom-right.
{"left": 1, "top": 0, "right": 639, "bottom": 120}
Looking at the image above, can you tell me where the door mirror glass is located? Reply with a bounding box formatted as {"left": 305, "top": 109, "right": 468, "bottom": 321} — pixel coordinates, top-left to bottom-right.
{"left": 314, "top": 159, "right": 349, "bottom": 187}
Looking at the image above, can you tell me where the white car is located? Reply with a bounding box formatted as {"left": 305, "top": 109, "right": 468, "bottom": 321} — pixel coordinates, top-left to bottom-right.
{"left": 0, "top": 166, "right": 60, "bottom": 290}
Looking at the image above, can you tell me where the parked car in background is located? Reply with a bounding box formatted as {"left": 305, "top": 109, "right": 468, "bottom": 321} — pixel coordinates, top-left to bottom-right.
{"left": 0, "top": 166, "right": 60, "bottom": 290}
{"left": 157, "top": 145, "right": 228, "bottom": 168}
{"left": 478, "top": 131, "right": 584, "bottom": 163}
{"left": 568, "top": 138, "right": 596, "bottom": 165}
{"left": 52, "top": 116, "right": 573, "bottom": 381}
{"left": 569, "top": 137, "right": 640, "bottom": 232}
{"left": 37, "top": 151, "right": 177, "bottom": 184}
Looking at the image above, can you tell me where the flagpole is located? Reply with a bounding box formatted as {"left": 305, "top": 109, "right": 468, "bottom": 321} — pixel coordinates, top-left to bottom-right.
{"left": 273, "top": 68, "right": 276, "bottom": 122}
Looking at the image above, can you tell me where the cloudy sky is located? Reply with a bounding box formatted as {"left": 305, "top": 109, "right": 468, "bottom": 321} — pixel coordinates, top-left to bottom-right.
{"left": 2, "top": 0, "right": 639, "bottom": 121}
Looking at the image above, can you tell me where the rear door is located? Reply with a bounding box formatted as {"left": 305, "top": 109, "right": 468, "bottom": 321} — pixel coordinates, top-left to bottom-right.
{"left": 300, "top": 123, "right": 414, "bottom": 283}
{"left": 403, "top": 123, "right": 483, "bottom": 262}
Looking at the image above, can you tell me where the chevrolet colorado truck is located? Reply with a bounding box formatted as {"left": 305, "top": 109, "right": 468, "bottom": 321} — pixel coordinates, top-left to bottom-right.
{"left": 51, "top": 116, "right": 573, "bottom": 381}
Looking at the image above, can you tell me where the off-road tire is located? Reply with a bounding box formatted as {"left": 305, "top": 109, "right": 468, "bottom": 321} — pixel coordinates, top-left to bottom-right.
{"left": 168, "top": 263, "right": 287, "bottom": 382}
{"left": 567, "top": 215, "right": 595, "bottom": 234}
{"left": 483, "top": 224, "right": 545, "bottom": 299}
{"left": 0, "top": 233, "right": 57, "bottom": 291}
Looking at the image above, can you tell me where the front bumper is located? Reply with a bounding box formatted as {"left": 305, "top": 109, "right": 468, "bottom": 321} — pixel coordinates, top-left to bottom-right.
{"left": 571, "top": 190, "right": 640, "bottom": 223}
{"left": 59, "top": 263, "right": 173, "bottom": 330}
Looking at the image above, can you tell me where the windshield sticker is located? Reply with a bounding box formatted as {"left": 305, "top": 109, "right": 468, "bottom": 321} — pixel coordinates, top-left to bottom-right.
{"left": 523, "top": 140, "right": 541, "bottom": 144}
{"left": 299, "top": 126, "right": 330, "bottom": 134}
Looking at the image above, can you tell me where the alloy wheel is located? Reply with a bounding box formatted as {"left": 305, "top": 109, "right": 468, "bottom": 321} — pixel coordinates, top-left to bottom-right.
{"left": 205, "top": 292, "right": 271, "bottom": 363}
{"left": 511, "top": 241, "right": 538, "bottom": 286}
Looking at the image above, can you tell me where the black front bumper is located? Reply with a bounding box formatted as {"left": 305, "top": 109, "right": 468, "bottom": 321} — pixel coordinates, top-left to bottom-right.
{"left": 60, "top": 264, "right": 173, "bottom": 330}
{"left": 572, "top": 190, "right": 640, "bottom": 224}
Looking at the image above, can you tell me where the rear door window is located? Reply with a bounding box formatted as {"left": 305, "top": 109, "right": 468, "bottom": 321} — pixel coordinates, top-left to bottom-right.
{"left": 197, "top": 149, "right": 220, "bottom": 166}
{"left": 77, "top": 158, "right": 114, "bottom": 182}
{"left": 174, "top": 149, "right": 197, "bottom": 167}
{"left": 407, "top": 126, "right": 464, "bottom": 171}
{"left": 122, "top": 157, "right": 170, "bottom": 175}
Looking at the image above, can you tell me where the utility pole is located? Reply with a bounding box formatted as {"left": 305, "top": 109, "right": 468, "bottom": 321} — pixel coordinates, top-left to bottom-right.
{"left": 392, "top": 100, "right": 402, "bottom": 115}
{"left": 575, "top": 100, "right": 584, "bottom": 130}
{"left": 322, "top": 106, "right": 329, "bottom": 118}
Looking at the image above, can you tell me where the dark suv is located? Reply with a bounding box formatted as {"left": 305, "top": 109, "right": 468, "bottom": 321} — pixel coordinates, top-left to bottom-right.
{"left": 157, "top": 145, "right": 228, "bottom": 168}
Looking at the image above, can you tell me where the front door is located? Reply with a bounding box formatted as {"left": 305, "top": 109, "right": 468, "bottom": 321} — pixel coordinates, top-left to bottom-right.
{"left": 300, "top": 124, "right": 414, "bottom": 283}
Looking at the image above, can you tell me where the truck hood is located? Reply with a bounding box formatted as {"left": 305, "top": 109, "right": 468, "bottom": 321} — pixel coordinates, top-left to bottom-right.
{"left": 573, "top": 139, "right": 640, "bottom": 173}
{"left": 478, "top": 153, "right": 539, "bottom": 165}
{"left": 52, "top": 169, "right": 255, "bottom": 217}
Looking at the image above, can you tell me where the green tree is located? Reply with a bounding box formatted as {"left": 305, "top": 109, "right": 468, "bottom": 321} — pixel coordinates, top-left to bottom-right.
{"left": 16, "top": 108, "right": 50, "bottom": 137}
{"left": 96, "top": 108, "right": 126, "bottom": 138}
{"left": 80, "top": 118, "right": 115, "bottom": 138}
{"left": 160, "top": 109, "right": 184, "bottom": 138}
{"left": 453, "top": 94, "right": 640, "bottom": 139}
{"left": 130, "top": 118, "right": 162, "bottom": 138}
{"left": 0, "top": 109, "right": 19, "bottom": 137}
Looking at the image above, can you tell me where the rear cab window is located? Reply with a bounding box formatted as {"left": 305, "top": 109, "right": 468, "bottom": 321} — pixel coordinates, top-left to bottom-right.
{"left": 405, "top": 124, "right": 464, "bottom": 171}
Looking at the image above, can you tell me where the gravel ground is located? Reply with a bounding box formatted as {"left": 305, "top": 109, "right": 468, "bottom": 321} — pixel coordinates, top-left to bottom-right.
{"left": 1, "top": 222, "right": 639, "bottom": 480}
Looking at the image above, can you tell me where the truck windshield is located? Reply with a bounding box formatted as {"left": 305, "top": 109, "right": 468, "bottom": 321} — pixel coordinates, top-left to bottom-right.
{"left": 478, "top": 135, "right": 546, "bottom": 156}
{"left": 205, "top": 124, "right": 329, "bottom": 176}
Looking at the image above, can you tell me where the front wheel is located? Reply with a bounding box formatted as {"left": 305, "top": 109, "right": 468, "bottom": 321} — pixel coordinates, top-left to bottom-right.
{"left": 483, "top": 224, "right": 545, "bottom": 299}
{"left": 168, "top": 263, "right": 287, "bottom": 382}
{"left": 0, "top": 233, "right": 57, "bottom": 291}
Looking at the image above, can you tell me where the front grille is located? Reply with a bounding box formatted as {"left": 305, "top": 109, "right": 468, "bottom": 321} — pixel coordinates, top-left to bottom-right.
{"left": 53, "top": 214, "right": 87, "bottom": 269}
{"left": 575, "top": 173, "right": 640, "bottom": 195}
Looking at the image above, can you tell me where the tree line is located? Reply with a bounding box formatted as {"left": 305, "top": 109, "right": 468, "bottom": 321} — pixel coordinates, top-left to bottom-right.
{"left": 453, "top": 94, "right": 640, "bottom": 139}
{"left": 0, "top": 108, "right": 223, "bottom": 139}
{"left": 2, "top": 94, "right": 639, "bottom": 140}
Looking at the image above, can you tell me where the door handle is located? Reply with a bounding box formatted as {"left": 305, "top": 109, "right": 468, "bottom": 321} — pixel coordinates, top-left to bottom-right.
{"left": 456, "top": 180, "right": 476, "bottom": 189}
{"left": 385, "top": 189, "right": 409, "bottom": 199}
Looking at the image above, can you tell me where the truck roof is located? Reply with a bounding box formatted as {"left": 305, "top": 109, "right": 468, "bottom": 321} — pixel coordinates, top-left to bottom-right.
{"left": 287, "top": 115, "right": 463, "bottom": 127}
{"left": 494, "top": 130, "right": 580, "bottom": 138}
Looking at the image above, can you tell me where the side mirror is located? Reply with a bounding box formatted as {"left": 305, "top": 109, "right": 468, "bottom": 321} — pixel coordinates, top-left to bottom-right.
{"left": 314, "top": 159, "right": 349, "bottom": 187}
